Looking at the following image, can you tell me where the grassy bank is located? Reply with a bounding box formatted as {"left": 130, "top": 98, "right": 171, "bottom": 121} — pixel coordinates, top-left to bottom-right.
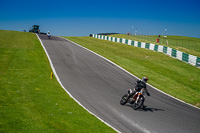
{"left": 0, "top": 30, "right": 115, "bottom": 133}
{"left": 109, "top": 34, "right": 200, "bottom": 57}
{"left": 65, "top": 36, "right": 200, "bottom": 108}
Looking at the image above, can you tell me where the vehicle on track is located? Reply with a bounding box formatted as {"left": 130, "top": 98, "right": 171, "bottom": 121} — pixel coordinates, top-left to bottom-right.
{"left": 120, "top": 89, "right": 146, "bottom": 110}
{"left": 47, "top": 31, "right": 51, "bottom": 39}
{"left": 29, "top": 25, "right": 40, "bottom": 33}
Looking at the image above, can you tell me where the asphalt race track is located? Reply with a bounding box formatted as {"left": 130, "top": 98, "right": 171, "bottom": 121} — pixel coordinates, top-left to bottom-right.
{"left": 38, "top": 34, "right": 200, "bottom": 133}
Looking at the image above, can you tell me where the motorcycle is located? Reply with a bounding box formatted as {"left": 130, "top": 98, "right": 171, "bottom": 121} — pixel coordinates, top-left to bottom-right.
{"left": 47, "top": 31, "right": 51, "bottom": 39}
{"left": 120, "top": 88, "right": 146, "bottom": 110}
{"left": 47, "top": 34, "right": 51, "bottom": 39}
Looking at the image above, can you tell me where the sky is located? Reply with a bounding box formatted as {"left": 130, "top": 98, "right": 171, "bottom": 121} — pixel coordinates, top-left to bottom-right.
{"left": 0, "top": 0, "right": 200, "bottom": 38}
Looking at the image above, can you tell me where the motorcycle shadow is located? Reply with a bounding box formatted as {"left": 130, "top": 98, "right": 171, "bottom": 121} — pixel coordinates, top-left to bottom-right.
{"left": 126, "top": 104, "right": 165, "bottom": 112}
{"left": 139, "top": 106, "right": 165, "bottom": 112}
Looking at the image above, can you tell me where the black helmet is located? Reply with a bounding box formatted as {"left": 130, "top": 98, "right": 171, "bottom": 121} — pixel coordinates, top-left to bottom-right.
{"left": 142, "top": 77, "right": 148, "bottom": 82}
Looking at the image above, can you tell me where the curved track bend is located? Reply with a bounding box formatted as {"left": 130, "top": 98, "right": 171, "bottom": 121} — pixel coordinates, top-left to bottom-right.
{"left": 38, "top": 34, "right": 200, "bottom": 133}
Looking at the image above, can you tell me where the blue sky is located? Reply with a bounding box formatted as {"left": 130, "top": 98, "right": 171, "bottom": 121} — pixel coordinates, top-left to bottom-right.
{"left": 0, "top": 0, "right": 200, "bottom": 37}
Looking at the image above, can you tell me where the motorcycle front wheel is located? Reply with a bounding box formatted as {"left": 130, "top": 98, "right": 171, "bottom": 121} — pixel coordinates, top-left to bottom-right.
{"left": 120, "top": 94, "right": 128, "bottom": 105}
{"left": 132, "top": 97, "right": 144, "bottom": 110}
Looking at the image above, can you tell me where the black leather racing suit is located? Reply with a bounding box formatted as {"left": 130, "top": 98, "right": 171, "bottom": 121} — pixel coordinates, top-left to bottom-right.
{"left": 128, "top": 80, "right": 150, "bottom": 98}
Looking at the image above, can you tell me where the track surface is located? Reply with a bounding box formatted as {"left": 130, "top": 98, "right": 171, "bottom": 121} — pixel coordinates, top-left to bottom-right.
{"left": 38, "top": 34, "right": 200, "bottom": 133}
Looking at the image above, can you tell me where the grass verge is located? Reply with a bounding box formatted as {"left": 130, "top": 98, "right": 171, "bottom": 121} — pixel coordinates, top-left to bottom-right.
{"left": 0, "top": 30, "right": 116, "bottom": 133}
{"left": 109, "top": 34, "right": 200, "bottom": 57}
{"left": 65, "top": 36, "right": 200, "bottom": 108}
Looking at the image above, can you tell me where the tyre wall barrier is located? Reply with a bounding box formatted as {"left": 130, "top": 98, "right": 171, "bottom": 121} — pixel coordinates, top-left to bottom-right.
{"left": 92, "top": 34, "right": 200, "bottom": 67}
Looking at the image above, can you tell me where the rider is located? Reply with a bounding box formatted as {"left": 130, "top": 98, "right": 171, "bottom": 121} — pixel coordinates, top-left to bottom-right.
{"left": 128, "top": 77, "right": 150, "bottom": 102}
{"left": 47, "top": 31, "right": 51, "bottom": 38}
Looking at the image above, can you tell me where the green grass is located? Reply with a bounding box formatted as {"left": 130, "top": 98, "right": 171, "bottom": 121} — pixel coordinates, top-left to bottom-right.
{"left": 65, "top": 36, "right": 200, "bottom": 108}
{"left": 0, "top": 30, "right": 116, "bottom": 133}
{"left": 109, "top": 34, "right": 200, "bottom": 57}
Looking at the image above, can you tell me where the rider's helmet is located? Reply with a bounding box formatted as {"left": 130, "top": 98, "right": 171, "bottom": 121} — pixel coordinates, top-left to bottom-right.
{"left": 142, "top": 77, "right": 148, "bottom": 83}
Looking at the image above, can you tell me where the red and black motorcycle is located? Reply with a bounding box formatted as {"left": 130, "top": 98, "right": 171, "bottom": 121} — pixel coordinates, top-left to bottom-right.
{"left": 120, "top": 89, "right": 146, "bottom": 110}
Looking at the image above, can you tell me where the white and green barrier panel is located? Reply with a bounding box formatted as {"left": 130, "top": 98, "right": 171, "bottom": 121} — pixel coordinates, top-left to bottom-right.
{"left": 92, "top": 34, "right": 200, "bottom": 67}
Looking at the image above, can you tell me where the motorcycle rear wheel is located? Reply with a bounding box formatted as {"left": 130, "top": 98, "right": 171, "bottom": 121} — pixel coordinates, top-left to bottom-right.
{"left": 132, "top": 97, "right": 144, "bottom": 110}
{"left": 120, "top": 94, "right": 128, "bottom": 105}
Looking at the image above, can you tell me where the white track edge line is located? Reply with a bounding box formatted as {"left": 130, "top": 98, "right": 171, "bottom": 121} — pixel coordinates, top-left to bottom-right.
{"left": 62, "top": 37, "right": 200, "bottom": 110}
{"left": 36, "top": 34, "right": 121, "bottom": 133}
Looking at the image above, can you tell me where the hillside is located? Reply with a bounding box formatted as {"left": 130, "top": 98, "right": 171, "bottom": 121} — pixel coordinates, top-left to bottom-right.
{"left": 0, "top": 30, "right": 115, "bottom": 133}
